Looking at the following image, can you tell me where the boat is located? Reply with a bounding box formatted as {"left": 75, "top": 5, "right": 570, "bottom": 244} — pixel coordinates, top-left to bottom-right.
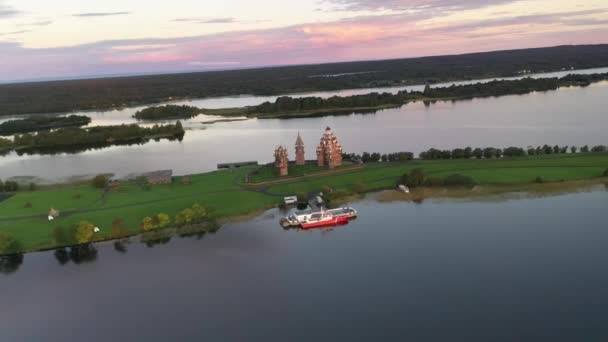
{"left": 280, "top": 207, "right": 357, "bottom": 229}
{"left": 300, "top": 211, "right": 349, "bottom": 229}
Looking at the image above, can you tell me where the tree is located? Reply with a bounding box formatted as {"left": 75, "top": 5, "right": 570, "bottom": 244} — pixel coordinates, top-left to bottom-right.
{"left": 3, "top": 181, "right": 18, "bottom": 192}
{"left": 472, "top": 148, "right": 483, "bottom": 159}
{"left": 553, "top": 145, "right": 560, "bottom": 154}
{"left": 527, "top": 147, "right": 536, "bottom": 156}
{"left": 591, "top": 145, "right": 607, "bottom": 152}
{"left": 157, "top": 213, "right": 170, "bottom": 228}
{"left": 452, "top": 148, "right": 465, "bottom": 159}
{"left": 604, "top": 168, "right": 608, "bottom": 177}
{"left": 581, "top": 145, "right": 590, "bottom": 153}
{"left": 141, "top": 217, "right": 155, "bottom": 231}
{"left": 0, "top": 179, "right": 3, "bottom": 192}
{"left": 464, "top": 147, "right": 473, "bottom": 159}
{"left": 0, "top": 233, "right": 19, "bottom": 255}
{"left": 92, "top": 175, "right": 108, "bottom": 189}
{"left": 571, "top": 146, "right": 578, "bottom": 154}
{"left": 483, "top": 147, "right": 496, "bottom": 159}
{"left": 543, "top": 145, "right": 553, "bottom": 154}
{"left": 75, "top": 221, "right": 95, "bottom": 244}
{"left": 52, "top": 226, "right": 68, "bottom": 245}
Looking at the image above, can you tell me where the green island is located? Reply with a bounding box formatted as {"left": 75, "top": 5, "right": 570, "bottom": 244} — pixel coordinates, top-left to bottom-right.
{"left": 0, "top": 122, "right": 184, "bottom": 155}
{"left": 1, "top": 150, "right": 607, "bottom": 256}
{"left": 0, "top": 115, "right": 91, "bottom": 136}
{"left": 135, "top": 73, "right": 608, "bottom": 120}
{"left": 133, "top": 105, "right": 203, "bottom": 120}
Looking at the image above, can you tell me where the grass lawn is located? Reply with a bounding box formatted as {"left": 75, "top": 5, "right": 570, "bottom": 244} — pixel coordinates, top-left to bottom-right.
{"left": 1, "top": 152, "right": 607, "bottom": 254}
{"left": 248, "top": 162, "right": 353, "bottom": 183}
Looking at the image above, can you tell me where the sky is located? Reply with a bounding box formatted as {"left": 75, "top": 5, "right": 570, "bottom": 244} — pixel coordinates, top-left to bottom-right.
{"left": 1, "top": 0, "right": 607, "bottom": 82}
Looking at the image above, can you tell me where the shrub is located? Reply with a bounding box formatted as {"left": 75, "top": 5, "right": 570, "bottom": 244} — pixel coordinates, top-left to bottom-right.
{"left": 443, "top": 174, "right": 476, "bottom": 187}
{"left": 75, "top": 221, "right": 95, "bottom": 244}
{"left": 92, "top": 175, "right": 108, "bottom": 189}
{"left": 53, "top": 226, "right": 68, "bottom": 245}
{"left": 0, "top": 233, "right": 20, "bottom": 255}
{"left": 23, "top": 202, "right": 32, "bottom": 208}
{"left": 534, "top": 176, "right": 544, "bottom": 184}
{"left": 423, "top": 177, "right": 444, "bottom": 187}
{"left": 604, "top": 168, "right": 608, "bottom": 177}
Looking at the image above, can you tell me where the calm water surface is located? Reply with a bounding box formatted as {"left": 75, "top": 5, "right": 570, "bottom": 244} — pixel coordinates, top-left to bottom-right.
{"left": 1, "top": 68, "right": 607, "bottom": 182}
{"left": 1, "top": 191, "right": 608, "bottom": 341}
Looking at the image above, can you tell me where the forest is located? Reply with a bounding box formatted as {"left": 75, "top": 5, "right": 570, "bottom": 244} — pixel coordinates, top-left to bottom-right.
{"left": 0, "top": 115, "right": 91, "bottom": 136}
{"left": 133, "top": 105, "right": 203, "bottom": 120}
{"left": 6, "top": 122, "right": 184, "bottom": 153}
{"left": 1, "top": 45, "right": 607, "bottom": 116}
{"left": 247, "top": 72, "right": 608, "bottom": 116}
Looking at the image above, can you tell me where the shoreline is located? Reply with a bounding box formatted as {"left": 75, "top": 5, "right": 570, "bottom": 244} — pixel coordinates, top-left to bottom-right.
{"left": 4, "top": 177, "right": 607, "bottom": 257}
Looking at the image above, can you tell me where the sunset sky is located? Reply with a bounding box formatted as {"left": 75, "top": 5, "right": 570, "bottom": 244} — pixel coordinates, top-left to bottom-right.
{"left": 1, "top": 0, "right": 607, "bottom": 82}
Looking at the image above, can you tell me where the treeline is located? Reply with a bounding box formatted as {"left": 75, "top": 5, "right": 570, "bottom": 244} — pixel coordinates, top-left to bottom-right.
{"left": 1, "top": 45, "right": 607, "bottom": 116}
{"left": 248, "top": 73, "right": 608, "bottom": 115}
{"left": 419, "top": 145, "right": 607, "bottom": 160}
{"left": 133, "top": 105, "right": 202, "bottom": 120}
{"left": 0, "top": 115, "right": 91, "bottom": 136}
{"left": 343, "top": 152, "right": 414, "bottom": 163}
{"left": 11, "top": 122, "right": 184, "bottom": 151}
{"left": 400, "top": 169, "right": 476, "bottom": 189}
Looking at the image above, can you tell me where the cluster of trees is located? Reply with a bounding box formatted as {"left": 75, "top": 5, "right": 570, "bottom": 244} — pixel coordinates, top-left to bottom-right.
{"left": 0, "top": 137, "right": 13, "bottom": 150}
{"left": 92, "top": 175, "right": 109, "bottom": 189}
{"left": 343, "top": 152, "right": 414, "bottom": 163}
{"left": 133, "top": 105, "right": 202, "bottom": 120}
{"left": 400, "top": 168, "right": 476, "bottom": 188}
{"left": 138, "top": 204, "right": 209, "bottom": 232}
{"left": 0, "top": 179, "right": 19, "bottom": 192}
{"left": 419, "top": 144, "right": 607, "bottom": 160}
{"left": 175, "top": 204, "right": 208, "bottom": 227}
{"left": 141, "top": 213, "right": 171, "bottom": 231}
{"left": 250, "top": 93, "right": 405, "bottom": 114}
{"left": 0, "top": 115, "right": 91, "bottom": 136}
{"left": 2, "top": 45, "right": 607, "bottom": 116}
{"left": 12, "top": 122, "right": 184, "bottom": 150}
{"left": 0, "top": 232, "right": 21, "bottom": 256}
{"left": 52, "top": 220, "right": 98, "bottom": 247}
{"left": 247, "top": 73, "right": 608, "bottom": 116}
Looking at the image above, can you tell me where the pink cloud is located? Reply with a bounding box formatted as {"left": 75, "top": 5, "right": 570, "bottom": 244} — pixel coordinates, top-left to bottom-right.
{"left": 1, "top": 7, "right": 607, "bottom": 81}
{"left": 103, "top": 52, "right": 194, "bottom": 64}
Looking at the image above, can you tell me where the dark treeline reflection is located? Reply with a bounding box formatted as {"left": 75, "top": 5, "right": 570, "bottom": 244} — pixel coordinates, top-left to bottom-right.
{"left": 0, "top": 253, "right": 24, "bottom": 274}
{"left": 14, "top": 136, "right": 183, "bottom": 157}
{"left": 53, "top": 244, "right": 98, "bottom": 265}
{"left": 0, "top": 222, "right": 223, "bottom": 275}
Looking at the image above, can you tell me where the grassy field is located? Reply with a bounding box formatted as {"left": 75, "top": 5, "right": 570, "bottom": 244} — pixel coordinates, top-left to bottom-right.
{"left": 248, "top": 162, "right": 354, "bottom": 183}
{"left": 1, "top": 152, "right": 607, "bottom": 254}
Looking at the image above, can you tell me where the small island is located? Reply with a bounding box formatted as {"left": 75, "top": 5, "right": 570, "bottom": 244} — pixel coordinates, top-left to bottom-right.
{"left": 133, "top": 105, "right": 203, "bottom": 120}
{"left": 0, "top": 115, "right": 91, "bottom": 136}
{"left": 0, "top": 122, "right": 185, "bottom": 155}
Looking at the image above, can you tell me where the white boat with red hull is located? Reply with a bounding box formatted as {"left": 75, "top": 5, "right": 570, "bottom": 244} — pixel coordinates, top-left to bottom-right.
{"left": 281, "top": 207, "right": 357, "bottom": 229}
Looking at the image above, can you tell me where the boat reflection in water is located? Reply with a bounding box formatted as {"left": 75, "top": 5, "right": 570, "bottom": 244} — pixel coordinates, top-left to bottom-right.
{"left": 280, "top": 207, "right": 357, "bottom": 230}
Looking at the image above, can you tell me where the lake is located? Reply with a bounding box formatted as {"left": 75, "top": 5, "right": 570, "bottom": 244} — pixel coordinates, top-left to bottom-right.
{"left": 0, "top": 68, "right": 607, "bottom": 183}
{"left": 1, "top": 190, "right": 607, "bottom": 341}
